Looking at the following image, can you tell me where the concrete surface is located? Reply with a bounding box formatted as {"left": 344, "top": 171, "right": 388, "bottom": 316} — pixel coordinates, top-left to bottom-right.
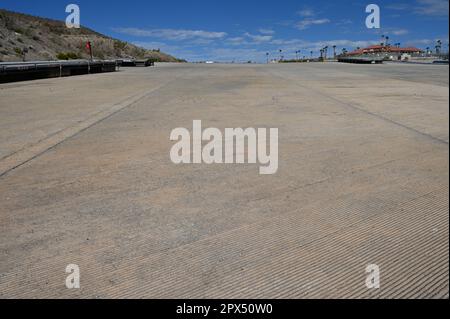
{"left": 0, "top": 62, "right": 448, "bottom": 299}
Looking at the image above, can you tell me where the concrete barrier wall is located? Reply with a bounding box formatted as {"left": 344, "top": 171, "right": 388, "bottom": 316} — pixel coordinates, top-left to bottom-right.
{"left": 0, "top": 60, "right": 117, "bottom": 84}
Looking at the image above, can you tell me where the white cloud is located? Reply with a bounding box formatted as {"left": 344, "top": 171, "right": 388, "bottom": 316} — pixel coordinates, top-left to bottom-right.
{"left": 415, "top": 0, "right": 449, "bottom": 16}
{"left": 391, "top": 29, "right": 410, "bottom": 35}
{"left": 335, "top": 19, "right": 353, "bottom": 26}
{"left": 374, "top": 28, "right": 410, "bottom": 36}
{"left": 297, "top": 9, "right": 315, "bottom": 17}
{"left": 404, "top": 38, "right": 449, "bottom": 46}
{"left": 226, "top": 37, "right": 246, "bottom": 46}
{"left": 296, "top": 19, "right": 330, "bottom": 30}
{"left": 386, "top": 3, "right": 410, "bottom": 10}
{"left": 244, "top": 32, "right": 273, "bottom": 43}
{"left": 258, "top": 28, "right": 275, "bottom": 35}
{"left": 113, "top": 27, "right": 227, "bottom": 40}
{"left": 386, "top": 0, "right": 449, "bottom": 16}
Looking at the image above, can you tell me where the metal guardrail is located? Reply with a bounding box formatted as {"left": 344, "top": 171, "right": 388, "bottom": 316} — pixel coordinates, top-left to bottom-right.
{"left": 0, "top": 60, "right": 117, "bottom": 84}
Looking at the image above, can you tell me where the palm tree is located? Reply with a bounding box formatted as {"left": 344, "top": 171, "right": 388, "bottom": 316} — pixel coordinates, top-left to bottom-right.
{"left": 310, "top": 51, "right": 313, "bottom": 59}
{"left": 385, "top": 36, "right": 390, "bottom": 46}
{"left": 323, "top": 46, "right": 328, "bottom": 59}
{"left": 279, "top": 49, "right": 283, "bottom": 61}
{"left": 436, "top": 40, "right": 442, "bottom": 55}
{"left": 332, "top": 45, "right": 337, "bottom": 59}
{"left": 266, "top": 52, "right": 270, "bottom": 64}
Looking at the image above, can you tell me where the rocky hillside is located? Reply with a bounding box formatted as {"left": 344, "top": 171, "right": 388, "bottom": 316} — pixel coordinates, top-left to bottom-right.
{"left": 0, "top": 9, "right": 183, "bottom": 62}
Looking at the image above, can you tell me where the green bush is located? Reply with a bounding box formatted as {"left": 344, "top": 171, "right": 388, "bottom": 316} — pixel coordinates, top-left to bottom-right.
{"left": 13, "top": 27, "right": 24, "bottom": 34}
{"left": 114, "top": 40, "right": 127, "bottom": 51}
{"left": 56, "top": 52, "right": 80, "bottom": 60}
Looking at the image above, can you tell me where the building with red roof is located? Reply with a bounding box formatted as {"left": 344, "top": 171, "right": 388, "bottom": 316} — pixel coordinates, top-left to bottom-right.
{"left": 347, "top": 45, "right": 422, "bottom": 57}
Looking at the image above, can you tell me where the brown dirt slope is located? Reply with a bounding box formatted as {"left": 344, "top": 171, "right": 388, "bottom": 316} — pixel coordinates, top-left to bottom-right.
{"left": 0, "top": 9, "right": 183, "bottom": 62}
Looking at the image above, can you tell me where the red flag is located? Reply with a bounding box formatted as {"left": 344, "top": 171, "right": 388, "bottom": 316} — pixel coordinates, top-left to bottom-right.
{"left": 86, "top": 41, "right": 93, "bottom": 60}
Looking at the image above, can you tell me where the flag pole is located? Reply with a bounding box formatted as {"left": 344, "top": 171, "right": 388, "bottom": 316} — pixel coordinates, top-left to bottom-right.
{"left": 86, "top": 41, "right": 93, "bottom": 61}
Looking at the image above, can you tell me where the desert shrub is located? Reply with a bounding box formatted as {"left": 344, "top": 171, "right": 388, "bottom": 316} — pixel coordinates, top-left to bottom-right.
{"left": 14, "top": 47, "right": 22, "bottom": 55}
{"left": 92, "top": 49, "right": 105, "bottom": 59}
{"left": 56, "top": 52, "right": 80, "bottom": 60}
{"left": 114, "top": 40, "right": 127, "bottom": 51}
{"left": 13, "top": 27, "right": 24, "bottom": 34}
{"left": 24, "top": 29, "right": 33, "bottom": 37}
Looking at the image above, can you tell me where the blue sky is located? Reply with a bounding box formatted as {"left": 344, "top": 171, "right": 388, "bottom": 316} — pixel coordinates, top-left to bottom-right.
{"left": 1, "top": 0, "right": 448, "bottom": 62}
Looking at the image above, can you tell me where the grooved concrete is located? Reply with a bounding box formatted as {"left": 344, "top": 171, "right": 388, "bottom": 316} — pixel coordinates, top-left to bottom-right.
{"left": 0, "top": 63, "right": 448, "bottom": 299}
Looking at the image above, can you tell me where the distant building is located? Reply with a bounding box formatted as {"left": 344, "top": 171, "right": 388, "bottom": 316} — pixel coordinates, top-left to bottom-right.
{"left": 347, "top": 45, "right": 422, "bottom": 58}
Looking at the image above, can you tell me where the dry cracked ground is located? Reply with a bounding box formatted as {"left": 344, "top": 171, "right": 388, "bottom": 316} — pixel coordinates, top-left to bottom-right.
{"left": 0, "top": 62, "right": 448, "bottom": 299}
